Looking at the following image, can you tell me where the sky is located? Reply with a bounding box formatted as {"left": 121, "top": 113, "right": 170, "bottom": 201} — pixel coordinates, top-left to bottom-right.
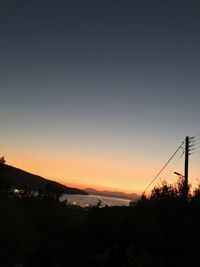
{"left": 1, "top": 0, "right": 200, "bottom": 193}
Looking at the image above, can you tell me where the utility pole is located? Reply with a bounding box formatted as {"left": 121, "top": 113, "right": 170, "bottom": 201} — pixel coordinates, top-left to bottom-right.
{"left": 184, "top": 136, "right": 189, "bottom": 200}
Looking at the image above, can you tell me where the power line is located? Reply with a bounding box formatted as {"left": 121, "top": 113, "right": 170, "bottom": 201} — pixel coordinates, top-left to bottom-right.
{"left": 190, "top": 150, "right": 200, "bottom": 155}
{"left": 136, "top": 141, "right": 185, "bottom": 200}
{"left": 190, "top": 135, "right": 200, "bottom": 141}
{"left": 165, "top": 150, "right": 185, "bottom": 180}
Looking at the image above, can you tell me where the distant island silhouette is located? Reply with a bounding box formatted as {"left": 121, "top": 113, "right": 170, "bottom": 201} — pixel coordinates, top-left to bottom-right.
{"left": 84, "top": 187, "right": 138, "bottom": 200}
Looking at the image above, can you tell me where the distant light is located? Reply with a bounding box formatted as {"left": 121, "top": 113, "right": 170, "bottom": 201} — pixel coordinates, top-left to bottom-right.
{"left": 14, "top": 189, "right": 20, "bottom": 193}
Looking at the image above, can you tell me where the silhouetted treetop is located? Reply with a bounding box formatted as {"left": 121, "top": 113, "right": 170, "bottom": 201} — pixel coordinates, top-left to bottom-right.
{"left": 0, "top": 156, "right": 6, "bottom": 164}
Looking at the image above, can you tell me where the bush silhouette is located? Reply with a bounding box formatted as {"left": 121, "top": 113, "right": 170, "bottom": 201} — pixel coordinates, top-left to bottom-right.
{"left": 0, "top": 177, "right": 199, "bottom": 266}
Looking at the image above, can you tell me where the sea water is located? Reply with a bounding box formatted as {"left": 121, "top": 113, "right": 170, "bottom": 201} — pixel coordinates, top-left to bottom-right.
{"left": 60, "top": 194, "right": 131, "bottom": 207}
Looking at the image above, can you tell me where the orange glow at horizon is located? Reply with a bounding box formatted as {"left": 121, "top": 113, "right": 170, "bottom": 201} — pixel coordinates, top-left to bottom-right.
{"left": 3, "top": 147, "right": 200, "bottom": 195}
{"left": 3, "top": 149, "right": 160, "bottom": 194}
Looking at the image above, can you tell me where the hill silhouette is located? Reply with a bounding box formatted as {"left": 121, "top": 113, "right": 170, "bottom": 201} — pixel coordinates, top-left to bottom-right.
{"left": 0, "top": 164, "right": 87, "bottom": 195}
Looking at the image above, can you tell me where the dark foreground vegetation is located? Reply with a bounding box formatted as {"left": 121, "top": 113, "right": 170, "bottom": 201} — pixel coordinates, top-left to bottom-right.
{"left": 1, "top": 173, "right": 200, "bottom": 266}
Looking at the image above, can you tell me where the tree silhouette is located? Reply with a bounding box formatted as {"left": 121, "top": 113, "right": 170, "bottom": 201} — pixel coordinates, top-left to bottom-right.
{"left": 0, "top": 156, "right": 6, "bottom": 165}
{"left": 44, "top": 181, "right": 64, "bottom": 201}
{"left": 0, "top": 177, "right": 11, "bottom": 197}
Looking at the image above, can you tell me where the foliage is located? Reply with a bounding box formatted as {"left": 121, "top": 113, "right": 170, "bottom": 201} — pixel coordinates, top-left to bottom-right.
{"left": 0, "top": 156, "right": 6, "bottom": 165}
{"left": 0, "top": 178, "right": 200, "bottom": 266}
{"left": 44, "top": 181, "right": 65, "bottom": 201}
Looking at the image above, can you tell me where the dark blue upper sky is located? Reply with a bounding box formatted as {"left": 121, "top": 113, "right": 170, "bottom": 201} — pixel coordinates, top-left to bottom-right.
{"left": 1, "top": 0, "right": 200, "bottom": 191}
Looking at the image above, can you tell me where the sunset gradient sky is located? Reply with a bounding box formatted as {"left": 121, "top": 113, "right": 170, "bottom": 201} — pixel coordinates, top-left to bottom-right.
{"left": 1, "top": 0, "right": 200, "bottom": 193}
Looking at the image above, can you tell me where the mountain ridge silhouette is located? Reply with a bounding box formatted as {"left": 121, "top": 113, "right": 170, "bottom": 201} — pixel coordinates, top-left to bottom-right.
{"left": 84, "top": 187, "right": 138, "bottom": 200}
{"left": 0, "top": 163, "right": 88, "bottom": 195}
